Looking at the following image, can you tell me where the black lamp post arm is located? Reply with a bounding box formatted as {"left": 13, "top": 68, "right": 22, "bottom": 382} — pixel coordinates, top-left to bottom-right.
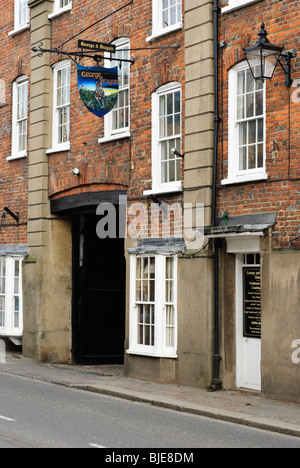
{"left": 278, "top": 51, "right": 297, "bottom": 87}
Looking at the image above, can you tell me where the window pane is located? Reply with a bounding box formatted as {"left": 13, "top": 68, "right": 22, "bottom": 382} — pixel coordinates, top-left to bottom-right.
{"left": 161, "top": 159, "right": 168, "bottom": 184}
{"left": 246, "top": 69, "right": 254, "bottom": 93}
{"left": 150, "top": 257, "right": 155, "bottom": 279}
{"left": 166, "top": 257, "right": 173, "bottom": 279}
{"left": 174, "top": 113, "right": 181, "bottom": 135}
{"left": 167, "top": 93, "right": 173, "bottom": 115}
{"left": 174, "top": 91, "right": 181, "bottom": 113}
{"left": 248, "top": 145, "right": 256, "bottom": 169}
{"left": 112, "top": 109, "right": 118, "bottom": 130}
{"left": 159, "top": 116, "right": 165, "bottom": 139}
{"left": 237, "top": 70, "right": 245, "bottom": 95}
{"left": 14, "top": 296, "right": 20, "bottom": 328}
{"left": 159, "top": 95, "right": 165, "bottom": 117}
{"left": 257, "top": 118, "right": 264, "bottom": 142}
{"left": 239, "top": 122, "right": 247, "bottom": 145}
{"left": 150, "top": 280, "right": 155, "bottom": 302}
{"left": 168, "top": 160, "right": 175, "bottom": 182}
{"left": 237, "top": 95, "right": 244, "bottom": 120}
{"left": 161, "top": 141, "right": 168, "bottom": 162}
{"left": 248, "top": 120, "right": 256, "bottom": 144}
{"left": 239, "top": 146, "right": 247, "bottom": 171}
{"left": 246, "top": 93, "right": 254, "bottom": 118}
{"left": 167, "top": 115, "right": 173, "bottom": 136}
{"left": 136, "top": 258, "right": 141, "bottom": 279}
{"left": 257, "top": 144, "right": 264, "bottom": 168}
{"left": 256, "top": 90, "right": 263, "bottom": 116}
{"left": 0, "top": 296, "right": 5, "bottom": 327}
{"left": 166, "top": 306, "right": 174, "bottom": 347}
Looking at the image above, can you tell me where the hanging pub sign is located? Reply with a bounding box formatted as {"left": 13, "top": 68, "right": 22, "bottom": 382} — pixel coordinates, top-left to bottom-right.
{"left": 77, "top": 65, "right": 119, "bottom": 118}
{"left": 243, "top": 267, "right": 261, "bottom": 339}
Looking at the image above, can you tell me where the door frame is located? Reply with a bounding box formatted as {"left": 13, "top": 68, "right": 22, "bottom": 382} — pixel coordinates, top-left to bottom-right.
{"left": 71, "top": 213, "right": 126, "bottom": 365}
{"left": 235, "top": 253, "right": 261, "bottom": 391}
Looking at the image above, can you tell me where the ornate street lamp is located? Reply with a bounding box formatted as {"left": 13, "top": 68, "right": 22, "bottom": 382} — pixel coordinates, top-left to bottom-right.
{"left": 243, "top": 23, "right": 297, "bottom": 87}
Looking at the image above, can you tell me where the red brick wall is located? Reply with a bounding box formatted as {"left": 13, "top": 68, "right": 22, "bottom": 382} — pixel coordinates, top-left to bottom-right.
{"left": 47, "top": 0, "right": 185, "bottom": 238}
{"left": 217, "top": 0, "right": 300, "bottom": 249}
{"left": 0, "top": 1, "right": 30, "bottom": 246}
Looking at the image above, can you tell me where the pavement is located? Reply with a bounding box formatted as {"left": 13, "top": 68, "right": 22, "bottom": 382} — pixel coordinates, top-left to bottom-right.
{"left": 1, "top": 350, "right": 300, "bottom": 439}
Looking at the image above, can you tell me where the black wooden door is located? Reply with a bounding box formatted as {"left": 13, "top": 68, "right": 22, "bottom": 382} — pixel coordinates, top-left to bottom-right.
{"left": 72, "top": 214, "right": 126, "bottom": 364}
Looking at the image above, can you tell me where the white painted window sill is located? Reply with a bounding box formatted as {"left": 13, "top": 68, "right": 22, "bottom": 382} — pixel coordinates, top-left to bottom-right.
{"left": 221, "top": 0, "right": 262, "bottom": 14}
{"left": 8, "top": 24, "right": 30, "bottom": 37}
{"left": 46, "top": 142, "right": 71, "bottom": 154}
{"left": 126, "top": 349, "right": 177, "bottom": 359}
{"left": 6, "top": 152, "right": 27, "bottom": 161}
{"left": 143, "top": 184, "right": 183, "bottom": 196}
{"left": 98, "top": 131, "right": 131, "bottom": 144}
{"left": 221, "top": 172, "right": 268, "bottom": 185}
{"left": 146, "top": 23, "right": 183, "bottom": 43}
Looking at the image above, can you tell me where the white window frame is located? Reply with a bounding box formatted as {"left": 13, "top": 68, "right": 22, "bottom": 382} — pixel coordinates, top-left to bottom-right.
{"left": 128, "top": 254, "right": 178, "bottom": 358}
{"left": 99, "top": 38, "right": 131, "bottom": 144}
{"left": 144, "top": 82, "right": 182, "bottom": 196}
{"left": 47, "top": 60, "right": 71, "bottom": 154}
{"left": 7, "top": 76, "right": 28, "bottom": 161}
{"left": 48, "top": 0, "right": 72, "bottom": 20}
{"left": 147, "top": 0, "right": 183, "bottom": 42}
{"left": 0, "top": 257, "right": 23, "bottom": 338}
{"left": 222, "top": 61, "right": 268, "bottom": 185}
{"left": 9, "top": 0, "right": 30, "bottom": 36}
{"left": 221, "top": 0, "right": 261, "bottom": 14}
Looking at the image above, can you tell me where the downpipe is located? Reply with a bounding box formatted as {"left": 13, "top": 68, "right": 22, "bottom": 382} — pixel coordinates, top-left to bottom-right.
{"left": 208, "top": 0, "right": 222, "bottom": 392}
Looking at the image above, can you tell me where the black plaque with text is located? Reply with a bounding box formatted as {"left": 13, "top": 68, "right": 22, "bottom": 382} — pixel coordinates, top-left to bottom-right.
{"left": 243, "top": 267, "right": 261, "bottom": 338}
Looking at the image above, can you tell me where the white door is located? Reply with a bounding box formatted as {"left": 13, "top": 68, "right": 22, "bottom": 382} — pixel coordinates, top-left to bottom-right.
{"left": 236, "top": 254, "right": 261, "bottom": 391}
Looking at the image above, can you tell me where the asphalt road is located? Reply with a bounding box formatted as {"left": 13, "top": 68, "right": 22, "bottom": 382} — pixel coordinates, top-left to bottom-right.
{"left": 0, "top": 373, "right": 299, "bottom": 449}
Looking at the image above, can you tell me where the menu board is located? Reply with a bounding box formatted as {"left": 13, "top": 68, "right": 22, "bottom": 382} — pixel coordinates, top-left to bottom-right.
{"left": 243, "top": 267, "right": 261, "bottom": 338}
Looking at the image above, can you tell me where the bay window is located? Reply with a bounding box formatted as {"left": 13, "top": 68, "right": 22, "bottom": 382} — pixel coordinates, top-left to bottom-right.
{"left": 0, "top": 257, "right": 23, "bottom": 338}
{"left": 128, "top": 254, "right": 177, "bottom": 358}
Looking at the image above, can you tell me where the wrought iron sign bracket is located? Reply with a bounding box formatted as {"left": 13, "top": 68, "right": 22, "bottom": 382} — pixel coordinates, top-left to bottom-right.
{"left": 31, "top": 43, "right": 135, "bottom": 66}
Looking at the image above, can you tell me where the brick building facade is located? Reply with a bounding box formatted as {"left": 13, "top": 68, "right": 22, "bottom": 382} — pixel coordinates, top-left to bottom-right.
{"left": 0, "top": 0, "right": 30, "bottom": 342}
{"left": 211, "top": 0, "right": 300, "bottom": 401}
{"left": 22, "top": 0, "right": 187, "bottom": 375}
{"left": 0, "top": 0, "right": 299, "bottom": 403}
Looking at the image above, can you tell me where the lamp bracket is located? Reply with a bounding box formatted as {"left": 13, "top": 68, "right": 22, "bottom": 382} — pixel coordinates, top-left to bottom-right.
{"left": 278, "top": 51, "right": 297, "bottom": 87}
